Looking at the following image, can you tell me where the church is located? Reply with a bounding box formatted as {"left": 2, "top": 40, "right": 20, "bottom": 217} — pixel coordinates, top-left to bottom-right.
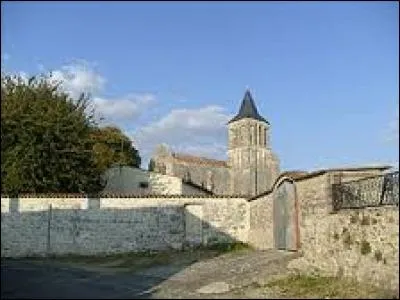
{"left": 151, "top": 90, "right": 280, "bottom": 196}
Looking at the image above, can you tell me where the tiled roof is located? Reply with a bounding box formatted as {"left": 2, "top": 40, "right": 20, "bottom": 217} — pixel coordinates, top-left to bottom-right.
{"left": 228, "top": 89, "right": 269, "bottom": 124}
{"left": 172, "top": 153, "right": 228, "bottom": 167}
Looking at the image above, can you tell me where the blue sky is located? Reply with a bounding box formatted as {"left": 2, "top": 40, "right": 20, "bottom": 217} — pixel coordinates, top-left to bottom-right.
{"left": 2, "top": 1, "right": 399, "bottom": 171}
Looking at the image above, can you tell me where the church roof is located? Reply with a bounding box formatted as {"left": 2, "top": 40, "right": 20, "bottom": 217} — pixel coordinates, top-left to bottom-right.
{"left": 172, "top": 153, "right": 228, "bottom": 167}
{"left": 228, "top": 89, "right": 269, "bottom": 124}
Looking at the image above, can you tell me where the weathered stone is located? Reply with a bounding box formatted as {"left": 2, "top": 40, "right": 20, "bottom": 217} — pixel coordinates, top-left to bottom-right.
{"left": 196, "top": 281, "right": 232, "bottom": 294}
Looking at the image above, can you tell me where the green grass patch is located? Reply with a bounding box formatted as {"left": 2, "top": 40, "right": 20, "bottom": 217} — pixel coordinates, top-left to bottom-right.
{"left": 266, "top": 274, "right": 397, "bottom": 299}
{"left": 360, "top": 240, "right": 371, "bottom": 255}
{"left": 202, "top": 241, "right": 252, "bottom": 253}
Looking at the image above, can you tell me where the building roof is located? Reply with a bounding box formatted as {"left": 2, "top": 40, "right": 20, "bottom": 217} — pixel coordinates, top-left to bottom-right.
{"left": 228, "top": 89, "right": 269, "bottom": 124}
{"left": 172, "top": 153, "right": 228, "bottom": 167}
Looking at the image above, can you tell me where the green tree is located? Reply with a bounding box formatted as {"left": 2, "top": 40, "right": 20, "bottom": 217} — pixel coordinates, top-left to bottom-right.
{"left": 90, "top": 126, "right": 141, "bottom": 172}
{"left": 1, "top": 73, "right": 104, "bottom": 195}
{"left": 148, "top": 159, "right": 155, "bottom": 171}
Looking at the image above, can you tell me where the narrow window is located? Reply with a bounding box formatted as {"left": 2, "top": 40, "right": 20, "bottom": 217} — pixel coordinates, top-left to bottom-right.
{"left": 264, "top": 128, "right": 267, "bottom": 146}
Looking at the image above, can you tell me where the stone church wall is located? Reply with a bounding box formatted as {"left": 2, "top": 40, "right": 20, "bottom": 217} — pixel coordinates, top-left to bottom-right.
{"left": 171, "top": 162, "right": 230, "bottom": 195}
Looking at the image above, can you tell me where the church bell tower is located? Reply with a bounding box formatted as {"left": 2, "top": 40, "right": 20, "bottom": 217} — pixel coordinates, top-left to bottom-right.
{"left": 227, "top": 89, "right": 280, "bottom": 196}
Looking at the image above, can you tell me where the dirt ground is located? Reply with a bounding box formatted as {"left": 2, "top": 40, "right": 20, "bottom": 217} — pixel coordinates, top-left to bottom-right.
{"left": 1, "top": 249, "right": 295, "bottom": 299}
{"left": 1, "top": 249, "right": 396, "bottom": 299}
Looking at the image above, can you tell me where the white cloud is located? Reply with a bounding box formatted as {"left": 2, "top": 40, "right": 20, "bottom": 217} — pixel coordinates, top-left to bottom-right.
{"left": 93, "top": 93, "right": 156, "bottom": 124}
{"left": 33, "top": 60, "right": 156, "bottom": 123}
{"left": 48, "top": 61, "right": 106, "bottom": 99}
{"left": 133, "top": 105, "right": 233, "bottom": 165}
{"left": 6, "top": 60, "right": 234, "bottom": 168}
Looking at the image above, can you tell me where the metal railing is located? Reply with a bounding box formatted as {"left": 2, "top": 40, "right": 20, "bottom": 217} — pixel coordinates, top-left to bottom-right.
{"left": 332, "top": 171, "right": 399, "bottom": 211}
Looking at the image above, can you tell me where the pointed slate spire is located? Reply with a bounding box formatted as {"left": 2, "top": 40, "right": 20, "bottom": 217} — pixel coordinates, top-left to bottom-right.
{"left": 228, "top": 89, "right": 269, "bottom": 124}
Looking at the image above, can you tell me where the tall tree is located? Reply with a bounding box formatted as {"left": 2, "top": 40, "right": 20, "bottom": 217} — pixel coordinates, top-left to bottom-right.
{"left": 90, "top": 126, "right": 141, "bottom": 172}
{"left": 148, "top": 159, "right": 155, "bottom": 172}
{"left": 1, "top": 73, "right": 104, "bottom": 195}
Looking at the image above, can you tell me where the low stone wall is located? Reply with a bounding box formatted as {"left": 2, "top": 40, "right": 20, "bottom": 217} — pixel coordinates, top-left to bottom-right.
{"left": 289, "top": 171, "right": 399, "bottom": 292}
{"left": 288, "top": 206, "right": 399, "bottom": 292}
{"left": 295, "top": 173, "right": 333, "bottom": 249}
{"left": 1, "top": 196, "right": 248, "bottom": 258}
{"left": 248, "top": 192, "right": 274, "bottom": 250}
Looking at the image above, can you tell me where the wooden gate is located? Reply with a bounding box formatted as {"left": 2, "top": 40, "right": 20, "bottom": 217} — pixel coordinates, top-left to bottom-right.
{"left": 273, "top": 179, "right": 298, "bottom": 251}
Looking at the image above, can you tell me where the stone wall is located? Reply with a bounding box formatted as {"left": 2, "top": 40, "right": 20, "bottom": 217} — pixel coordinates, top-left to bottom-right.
{"left": 288, "top": 172, "right": 399, "bottom": 292}
{"left": 338, "top": 169, "right": 389, "bottom": 183}
{"left": 248, "top": 191, "right": 274, "bottom": 250}
{"left": 1, "top": 196, "right": 248, "bottom": 258}
{"left": 181, "top": 182, "right": 212, "bottom": 195}
{"left": 295, "top": 173, "right": 333, "bottom": 249}
{"left": 170, "top": 163, "right": 230, "bottom": 195}
{"left": 102, "top": 166, "right": 209, "bottom": 196}
{"left": 288, "top": 206, "right": 399, "bottom": 292}
{"left": 148, "top": 172, "right": 183, "bottom": 195}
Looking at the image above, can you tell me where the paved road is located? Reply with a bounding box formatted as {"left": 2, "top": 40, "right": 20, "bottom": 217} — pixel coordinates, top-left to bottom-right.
{"left": 1, "top": 260, "right": 167, "bottom": 299}
{"left": 1, "top": 250, "right": 298, "bottom": 299}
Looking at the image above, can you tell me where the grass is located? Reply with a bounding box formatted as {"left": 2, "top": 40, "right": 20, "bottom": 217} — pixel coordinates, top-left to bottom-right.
{"left": 266, "top": 274, "right": 398, "bottom": 299}
{"left": 360, "top": 240, "right": 371, "bottom": 255}
{"left": 200, "top": 241, "right": 252, "bottom": 253}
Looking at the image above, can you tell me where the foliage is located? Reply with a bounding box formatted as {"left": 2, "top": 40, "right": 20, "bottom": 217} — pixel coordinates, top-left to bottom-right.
{"left": 333, "top": 232, "right": 339, "bottom": 240}
{"left": 148, "top": 159, "right": 155, "bottom": 171}
{"left": 90, "top": 126, "right": 141, "bottom": 172}
{"left": 266, "top": 274, "right": 397, "bottom": 299}
{"left": 360, "top": 239, "right": 371, "bottom": 255}
{"left": 1, "top": 73, "right": 105, "bottom": 194}
{"left": 199, "top": 241, "right": 252, "bottom": 253}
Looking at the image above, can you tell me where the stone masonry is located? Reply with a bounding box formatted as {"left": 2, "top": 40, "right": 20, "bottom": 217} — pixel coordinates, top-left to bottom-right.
{"left": 1, "top": 196, "right": 249, "bottom": 258}
{"left": 151, "top": 90, "right": 280, "bottom": 197}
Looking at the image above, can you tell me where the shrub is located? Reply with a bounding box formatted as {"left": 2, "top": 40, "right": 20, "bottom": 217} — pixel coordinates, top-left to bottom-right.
{"left": 360, "top": 240, "right": 371, "bottom": 255}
